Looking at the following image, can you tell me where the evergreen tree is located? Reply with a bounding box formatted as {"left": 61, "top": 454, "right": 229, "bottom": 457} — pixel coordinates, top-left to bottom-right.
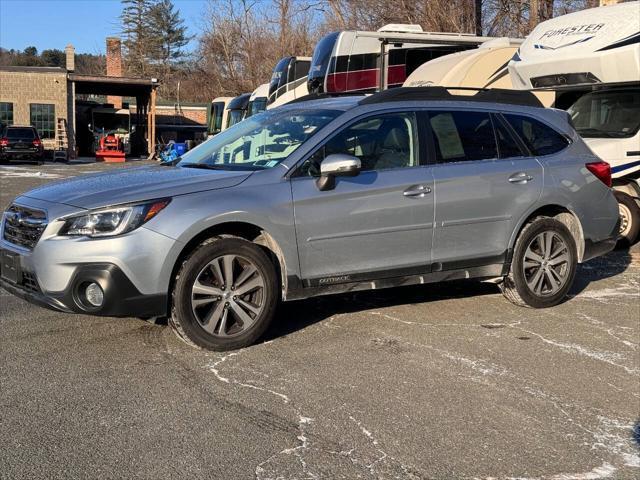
{"left": 120, "top": 0, "right": 154, "bottom": 75}
{"left": 148, "top": 0, "right": 191, "bottom": 66}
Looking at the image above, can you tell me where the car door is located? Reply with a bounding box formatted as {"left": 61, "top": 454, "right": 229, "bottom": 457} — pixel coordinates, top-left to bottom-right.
{"left": 290, "top": 111, "right": 434, "bottom": 285}
{"left": 427, "top": 109, "right": 543, "bottom": 269}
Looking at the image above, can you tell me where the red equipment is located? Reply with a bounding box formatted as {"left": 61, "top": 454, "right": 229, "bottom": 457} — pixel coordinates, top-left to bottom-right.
{"left": 95, "top": 132, "right": 125, "bottom": 163}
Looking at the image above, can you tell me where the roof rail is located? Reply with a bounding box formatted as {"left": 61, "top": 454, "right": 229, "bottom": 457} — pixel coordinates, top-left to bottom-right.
{"left": 359, "top": 87, "right": 544, "bottom": 108}
{"left": 287, "top": 92, "right": 365, "bottom": 105}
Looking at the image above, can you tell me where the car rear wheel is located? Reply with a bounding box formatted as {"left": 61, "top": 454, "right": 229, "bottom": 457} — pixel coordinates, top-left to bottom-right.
{"left": 501, "top": 217, "right": 577, "bottom": 308}
{"left": 170, "top": 237, "right": 278, "bottom": 351}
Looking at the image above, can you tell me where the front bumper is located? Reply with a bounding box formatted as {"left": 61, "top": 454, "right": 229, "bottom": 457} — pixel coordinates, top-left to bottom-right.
{"left": 0, "top": 260, "right": 167, "bottom": 318}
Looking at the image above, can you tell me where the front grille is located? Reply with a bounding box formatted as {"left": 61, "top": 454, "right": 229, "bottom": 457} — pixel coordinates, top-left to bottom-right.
{"left": 2, "top": 204, "right": 48, "bottom": 250}
{"left": 21, "top": 271, "right": 41, "bottom": 293}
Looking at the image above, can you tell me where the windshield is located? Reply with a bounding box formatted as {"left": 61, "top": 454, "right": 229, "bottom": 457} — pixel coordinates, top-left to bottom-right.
{"left": 308, "top": 32, "right": 339, "bottom": 94}
{"left": 568, "top": 89, "right": 640, "bottom": 138}
{"left": 208, "top": 101, "right": 226, "bottom": 135}
{"left": 226, "top": 109, "right": 245, "bottom": 129}
{"left": 269, "top": 57, "right": 291, "bottom": 103}
{"left": 178, "top": 108, "right": 341, "bottom": 171}
{"left": 247, "top": 98, "right": 267, "bottom": 117}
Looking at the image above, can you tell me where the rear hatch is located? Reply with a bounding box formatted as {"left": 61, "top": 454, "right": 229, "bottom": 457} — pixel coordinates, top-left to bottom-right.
{"left": 5, "top": 128, "right": 38, "bottom": 152}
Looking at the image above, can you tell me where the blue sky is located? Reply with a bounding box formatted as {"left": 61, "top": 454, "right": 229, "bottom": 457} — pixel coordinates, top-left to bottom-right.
{"left": 0, "top": 0, "right": 205, "bottom": 54}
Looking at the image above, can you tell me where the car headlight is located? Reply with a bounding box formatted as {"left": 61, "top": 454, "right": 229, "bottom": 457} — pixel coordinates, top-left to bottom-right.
{"left": 60, "top": 199, "right": 171, "bottom": 237}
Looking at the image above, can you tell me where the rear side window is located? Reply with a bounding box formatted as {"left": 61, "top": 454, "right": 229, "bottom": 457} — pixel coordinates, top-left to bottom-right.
{"left": 494, "top": 117, "right": 526, "bottom": 158}
{"left": 428, "top": 111, "right": 497, "bottom": 162}
{"left": 6, "top": 127, "right": 36, "bottom": 140}
{"left": 503, "top": 114, "right": 569, "bottom": 156}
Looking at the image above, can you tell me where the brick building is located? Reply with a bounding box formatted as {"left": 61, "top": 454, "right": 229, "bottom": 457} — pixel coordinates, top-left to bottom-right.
{"left": 0, "top": 40, "right": 160, "bottom": 157}
{"left": 0, "top": 52, "right": 73, "bottom": 151}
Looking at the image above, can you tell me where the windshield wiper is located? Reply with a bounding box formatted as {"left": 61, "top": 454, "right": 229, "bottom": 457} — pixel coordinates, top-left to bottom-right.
{"left": 576, "top": 127, "right": 620, "bottom": 138}
{"left": 160, "top": 156, "right": 181, "bottom": 166}
{"left": 180, "top": 163, "right": 226, "bottom": 170}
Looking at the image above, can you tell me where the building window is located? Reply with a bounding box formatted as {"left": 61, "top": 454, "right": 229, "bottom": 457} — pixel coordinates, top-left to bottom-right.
{"left": 0, "top": 102, "right": 13, "bottom": 128}
{"left": 30, "top": 104, "right": 55, "bottom": 139}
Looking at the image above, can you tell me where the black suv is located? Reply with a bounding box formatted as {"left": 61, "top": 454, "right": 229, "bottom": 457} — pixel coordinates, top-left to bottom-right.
{"left": 0, "top": 126, "right": 45, "bottom": 164}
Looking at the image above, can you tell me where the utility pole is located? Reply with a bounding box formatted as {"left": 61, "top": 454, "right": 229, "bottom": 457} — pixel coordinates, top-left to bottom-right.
{"left": 475, "top": 0, "right": 482, "bottom": 36}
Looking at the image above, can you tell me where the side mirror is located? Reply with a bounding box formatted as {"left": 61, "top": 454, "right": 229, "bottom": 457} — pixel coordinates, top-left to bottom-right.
{"left": 316, "top": 154, "right": 361, "bottom": 191}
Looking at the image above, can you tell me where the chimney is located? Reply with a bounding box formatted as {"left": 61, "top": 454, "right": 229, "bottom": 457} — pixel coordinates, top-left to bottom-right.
{"left": 65, "top": 44, "right": 75, "bottom": 72}
{"left": 106, "top": 37, "right": 123, "bottom": 109}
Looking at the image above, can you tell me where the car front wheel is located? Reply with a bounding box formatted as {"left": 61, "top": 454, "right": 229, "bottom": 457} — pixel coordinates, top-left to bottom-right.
{"left": 170, "top": 237, "right": 279, "bottom": 351}
{"left": 501, "top": 217, "right": 577, "bottom": 308}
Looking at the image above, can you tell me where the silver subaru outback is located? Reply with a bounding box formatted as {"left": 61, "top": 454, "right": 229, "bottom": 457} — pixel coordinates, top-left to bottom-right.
{"left": 0, "top": 88, "right": 619, "bottom": 351}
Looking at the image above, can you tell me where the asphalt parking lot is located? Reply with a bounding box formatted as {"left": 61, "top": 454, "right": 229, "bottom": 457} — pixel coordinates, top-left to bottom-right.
{"left": 1, "top": 159, "right": 638, "bottom": 480}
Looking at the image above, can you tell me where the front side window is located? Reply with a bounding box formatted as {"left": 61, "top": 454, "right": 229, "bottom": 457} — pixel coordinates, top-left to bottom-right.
{"left": 178, "top": 108, "right": 341, "bottom": 171}
{"left": 503, "top": 114, "right": 568, "bottom": 156}
{"left": 0, "top": 102, "right": 13, "bottom": 128}
{"left": 429, "top": 111, "right": 497, "bottom": 163}
{"left": 30, "top": 103, "right": 55, "bottom": 139}
{"left": 301, "top": 112, "right": 419, "bottom": 176}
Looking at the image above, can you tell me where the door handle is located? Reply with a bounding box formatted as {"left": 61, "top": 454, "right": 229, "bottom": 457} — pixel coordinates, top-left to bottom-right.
{"left": 403, "top": 184, "right": 432, "bottom": 197}
{"left": 508, "top": 172, "right": 534, "bottom": 184}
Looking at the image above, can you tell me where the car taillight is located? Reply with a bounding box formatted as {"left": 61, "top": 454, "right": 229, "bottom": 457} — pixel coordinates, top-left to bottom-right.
{"left": 586, "top": 161, "right": 612, "bottom": 187}
{"left": 0, "top": 138, "right": 8, "bottom": 147}
{"left": 32, "top": 139, "right": 42, "bottom": 147}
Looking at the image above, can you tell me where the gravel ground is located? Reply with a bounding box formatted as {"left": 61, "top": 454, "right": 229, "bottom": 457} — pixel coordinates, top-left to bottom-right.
{"left": 1, "top": 159, "right": 639, "bottom": 479}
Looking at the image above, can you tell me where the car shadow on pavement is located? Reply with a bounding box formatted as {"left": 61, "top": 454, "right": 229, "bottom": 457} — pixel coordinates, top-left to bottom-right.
{"left": 569, "top": 247, "right": 633, "bottom": 297}
{"left": 263, "top": 279, "right": 497, "bottom": 342}
{"left": 263, "top": 247, "right": 635, "bottom": 342}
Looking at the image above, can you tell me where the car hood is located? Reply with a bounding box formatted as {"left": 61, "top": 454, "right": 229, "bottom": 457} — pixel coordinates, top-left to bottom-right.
{"left": 23, "top": 165, "right": 252, "bottom": 210}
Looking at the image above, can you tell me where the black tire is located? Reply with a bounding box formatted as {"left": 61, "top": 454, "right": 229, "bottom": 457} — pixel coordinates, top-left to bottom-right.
{"left": 501, "top": 217, "right": 577, "bottom": 308}
{"left": 614, "top": 191, "right": 640, "bottom": 249}
{"left": 170, "top": 237, "right": 278, "bottom": 351}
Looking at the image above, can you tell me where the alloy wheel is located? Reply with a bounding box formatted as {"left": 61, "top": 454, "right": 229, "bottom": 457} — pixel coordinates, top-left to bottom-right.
{"left": 523, "top": 231, "right": 571, "bottom": 297}
{"left": 191, "top": 254, "right": 265, "bottom": 337}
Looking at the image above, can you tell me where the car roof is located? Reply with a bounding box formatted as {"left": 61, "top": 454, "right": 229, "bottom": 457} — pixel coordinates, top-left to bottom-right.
{"left": 282, "top": 87, "right": 546, "bottom": 114}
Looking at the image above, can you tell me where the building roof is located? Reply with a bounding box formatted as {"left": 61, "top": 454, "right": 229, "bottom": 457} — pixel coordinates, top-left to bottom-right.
{"left": 69, "top": 74, "right": 158, "bottom": 97}
{"left": 0, "top": 66, "right": 66, "bottom": 73}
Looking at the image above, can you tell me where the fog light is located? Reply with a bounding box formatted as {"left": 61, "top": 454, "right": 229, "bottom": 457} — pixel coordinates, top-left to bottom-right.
{"left": 85, "top": 282, "right": 104, "bottom": 307}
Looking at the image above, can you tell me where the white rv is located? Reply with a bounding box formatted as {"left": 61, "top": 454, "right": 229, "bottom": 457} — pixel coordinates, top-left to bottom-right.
{"left": 207, "top": 97, "right": 232, "bottom": 137}
{"left": 246, "top": 83, "right": 269, "bottom": 117}
{"left": 224, "top": 93, "right": 251, "bottom": 129}
{"left": 509, "top": 1, "right": 640, "bottom": 245}
{"left": 403, "top": 38, "right": 554, "bottom": 106}
{"left": 267, "top": 56, "right": 311, "bottom": 108}
{"left": 307, "top": 25, "right": 496, "bottom": 95}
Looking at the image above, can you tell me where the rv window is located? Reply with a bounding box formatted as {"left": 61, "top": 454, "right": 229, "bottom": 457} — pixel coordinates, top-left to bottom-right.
{"left": 429, "top": 111, "right": 497, "bottom": 163}
{"left": 503, "top": 114, "right": 568, "bottom": 156}
{"left": 301, "top": 112, "right": 419, "bottom": 175}
{"left": 210, "top": 102, "right": 226, "bottom": 133}
{"left": 568, "top": 89, "right": 640, "bottom": 139}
